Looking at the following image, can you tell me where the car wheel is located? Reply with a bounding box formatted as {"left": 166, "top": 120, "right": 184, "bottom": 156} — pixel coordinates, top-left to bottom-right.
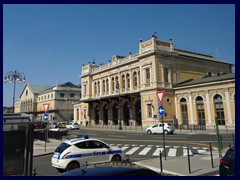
{"left": 57, "top": 168, "right": 65, "bottom": 173}
{"left": 147, "top": 130, "right": 152, "bottom": 134}
{"left": 66, "top": 161, "right": 80, "bottom": 171}
{"left": 164, "top": 130, "right": 168, "bottom": 135}
{"left": 111, "top": 155, "right": 122, "bottom": 162}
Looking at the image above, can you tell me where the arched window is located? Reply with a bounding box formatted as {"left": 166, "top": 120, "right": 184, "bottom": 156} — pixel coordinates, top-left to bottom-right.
{"left": 126, "top": 73, "right": 130, "bottom": 89}
{"left": 102, "top": 80, "right": 106, "bottom": 93}
{"left": 214, "top": 94, "right": 225, "bottom": 125}
{"left": 94, "top": 82, "right": 97, "bottom": 95}
{"left": 196, "top": 96, "right": 205, "bottom": 125}
{"left": 180, "top": 98, "right": 188, "bottom": 125}
{"left": 106, "top": 79, "right": 109, "bottom": 94}
{"left": 98, "top": 81, "right": 100, "bottom": 94}
{"left": 111, "top": 77, "right": 115, "bottom": 92}
{"left": 122, "top": 75, "right": 125, "bottom": 89}
{"left": 133, "top": 72, "right": 137, "bottom": 88}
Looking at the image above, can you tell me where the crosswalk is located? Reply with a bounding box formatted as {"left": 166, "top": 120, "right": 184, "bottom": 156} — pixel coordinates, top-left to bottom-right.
{"left": 110, "top": 144, "right": 217, "bottom": 157}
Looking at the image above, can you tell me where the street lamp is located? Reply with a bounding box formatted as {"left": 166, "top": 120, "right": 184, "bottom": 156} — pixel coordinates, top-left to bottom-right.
{"left": 4, "top": 70, "right": 26, "bottom": 113}
{"left": 116, "top": 82, "right": 122, "bottom": 130}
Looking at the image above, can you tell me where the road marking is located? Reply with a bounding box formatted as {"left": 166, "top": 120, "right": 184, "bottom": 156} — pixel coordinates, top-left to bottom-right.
{"left": 183, "top": 148, "right": 193, "bottom": 156}
{"left": 121, "top": 146, "right": 129, "bottom": 151}
{"left": 153, "top": 148, "right": 164, "bottom": 156}
{"left": 138, "top": 147, "right": 151, "bottom": 155}
{"left": 168, "top": 148, "right": 177, "bottom": 157}
{"left": 192, "top": 147, "right": 200, "bottom": 149}
{"left": 197, "top": 149, "right": 207, "bottom": 154}
{"left": 125, "top": 147, "right": 140, "bottom": 155}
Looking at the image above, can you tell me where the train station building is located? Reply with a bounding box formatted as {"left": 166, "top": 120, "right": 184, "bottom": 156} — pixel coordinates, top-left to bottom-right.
{"left": 74, "top": 36, "right": 235, "bottom": 130}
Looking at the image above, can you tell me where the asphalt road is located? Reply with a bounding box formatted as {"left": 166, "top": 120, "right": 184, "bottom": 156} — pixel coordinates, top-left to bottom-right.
{"left": 33, "top": 129, "right": 233, "bottom": 176}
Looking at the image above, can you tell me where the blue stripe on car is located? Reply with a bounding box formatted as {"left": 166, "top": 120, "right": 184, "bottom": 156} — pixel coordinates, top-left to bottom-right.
{"left": 62, "top": 150, "right": 122, "bottom": 159}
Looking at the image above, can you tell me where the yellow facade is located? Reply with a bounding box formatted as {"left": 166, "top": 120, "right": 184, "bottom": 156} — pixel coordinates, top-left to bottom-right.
{"left": 74, "top": 36, "right": 234, "bottom": 130}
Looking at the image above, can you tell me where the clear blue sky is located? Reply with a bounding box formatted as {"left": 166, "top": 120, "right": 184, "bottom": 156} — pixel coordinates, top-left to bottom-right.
{"left": 3, "top": 4, "right": 235, "bottom": 107}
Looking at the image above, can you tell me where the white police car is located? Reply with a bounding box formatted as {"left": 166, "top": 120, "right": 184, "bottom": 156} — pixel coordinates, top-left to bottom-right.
{"left": 51, "top": 135, "right": 125, "bottom": 173}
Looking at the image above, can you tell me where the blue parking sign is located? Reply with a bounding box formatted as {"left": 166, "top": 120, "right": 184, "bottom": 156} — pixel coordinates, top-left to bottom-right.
{"left": 158, "top": 105, "right": 165, "bottom": 116}
{"left": 43, "top": 113, "right": 48, "bottom": 121}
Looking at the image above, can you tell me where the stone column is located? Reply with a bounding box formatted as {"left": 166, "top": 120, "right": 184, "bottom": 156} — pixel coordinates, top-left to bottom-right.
{"left": 205, "top": 92, "right": 212, "bottom": 126}
{"left": 225, "top": 90, "right": 233, "bottom": 125}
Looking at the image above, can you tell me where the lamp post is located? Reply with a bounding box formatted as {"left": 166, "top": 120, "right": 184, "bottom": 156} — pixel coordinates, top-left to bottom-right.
{"left": 4, "top": 70, "right": 26, "bottom": 113}
{"left": 116, "top": 82, "right": 122, "bottom": 130}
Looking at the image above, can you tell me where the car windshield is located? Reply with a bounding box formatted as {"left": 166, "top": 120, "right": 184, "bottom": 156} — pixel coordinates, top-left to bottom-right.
{"left": 74, "top": 123, "right": 78, "bottom": 125}
{"left": 55, "top": 142, "right": 71, "bottom": 153}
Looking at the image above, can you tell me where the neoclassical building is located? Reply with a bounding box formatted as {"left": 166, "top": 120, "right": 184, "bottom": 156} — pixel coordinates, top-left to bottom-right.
{"left": 14, "top": 82, "right": 81, "bottom": 122}
{"left": 74, "top": 36, "right": 235, "bottom": 129}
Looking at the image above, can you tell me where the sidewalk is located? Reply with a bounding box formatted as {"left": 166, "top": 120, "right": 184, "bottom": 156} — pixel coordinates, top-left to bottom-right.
{"left": 33, "top": 138, "right": 226, "bottom": 176}
{"left": 133, "top": 150, "right": 223, "bottom": 176}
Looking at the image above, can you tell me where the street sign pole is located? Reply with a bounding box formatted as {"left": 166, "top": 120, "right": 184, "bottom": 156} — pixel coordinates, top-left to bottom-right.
{"left": 43, "top": 104, "right": 49, "bottom": 152}
{"left": 215, "top": 115, "right": 222, "bottom": 158}
{"left": 162, "top": 115, "right": 166, "bottom": 160}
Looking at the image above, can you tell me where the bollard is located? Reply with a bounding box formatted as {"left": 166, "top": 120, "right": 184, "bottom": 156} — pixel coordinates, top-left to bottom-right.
{"left": 159, "top": 150, "right": 163, "bottom": 174}
{"left": 210, "top": 143, "right": 214, "bottom": 168}
{"left": 187, "top": 146, "right": 191, "bottom": 174}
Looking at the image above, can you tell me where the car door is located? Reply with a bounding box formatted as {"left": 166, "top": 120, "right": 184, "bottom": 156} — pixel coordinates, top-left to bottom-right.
{"left": 151, "top": 124, "right": 160, "bottom": 133}
{"left": 74, "top": 141, "right": 95, "bottom": 166}
{"left": 158, "top": 123, "right": 164, "bottom": 133}
{"left": 88, "top": 140, "right": 110, "bottom": 164}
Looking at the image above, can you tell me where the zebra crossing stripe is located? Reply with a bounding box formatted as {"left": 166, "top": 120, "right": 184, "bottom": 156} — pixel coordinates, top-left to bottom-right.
{"left": 183, "top": 148, "right": 193, "bottom": 156}
{"left": 197, "top": 149, "right": 207, "bottom": 154}
{"left": 192, "top": 147, "right": 200, "bottom": 149}
{"left": 168, "top": 148, "right": 177, "bottom": 157}
{"left": 153, "top": 148, "right": 164, "bottom": 156}
{"left": 125, "top": 147, "right": 140, "bottom": 155}
{"left": 138, "top": 147, "right": 151, "bottom": 155}
{"left": 121, "top": 146, "right": 129, "bottom": 151}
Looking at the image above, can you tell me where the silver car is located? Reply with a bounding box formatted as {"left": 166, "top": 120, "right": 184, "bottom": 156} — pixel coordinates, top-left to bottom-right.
{"left": 146, "top": 123, "right": 174, "bottom": 135}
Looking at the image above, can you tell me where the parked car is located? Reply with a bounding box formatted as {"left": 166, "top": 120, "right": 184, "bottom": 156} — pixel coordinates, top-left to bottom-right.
{"left": 48, "top": 122, "right": 68, "bottom": 135}
{"left": 146, "top": 123, "right": 174, "bottom": 135}
{"left": 219, "top": 147, "right": 235, "bottom": 176}
{"left": 51, "top": 136, "right": 125, "bottom": 173}
{"left": 58, "top": 162, "right": 161, "bottom": 176}
{"left": 66, "top": 122, "right": 80, "bottom": 130}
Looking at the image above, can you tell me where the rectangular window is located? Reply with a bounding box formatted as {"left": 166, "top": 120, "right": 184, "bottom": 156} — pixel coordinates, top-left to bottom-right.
{"left": 147, "top": 104, "right": 152, "bottom": 118}
{"left": 84, "top": 109, "right": 87, "bottom": 119}
{"left": 164, "top": 68, "right": 169, "bottom": 82}
{"left": 70, "top": 93, "right": 74, "bottom": 98}
{"left": 181, "top": 104, "right": 188, "bottom": 125}
{"left": 60, "top": 93, "right": 65, "bottom": 98}
{"left": 146, "top": 68, "right": 150, "bottom": 84}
